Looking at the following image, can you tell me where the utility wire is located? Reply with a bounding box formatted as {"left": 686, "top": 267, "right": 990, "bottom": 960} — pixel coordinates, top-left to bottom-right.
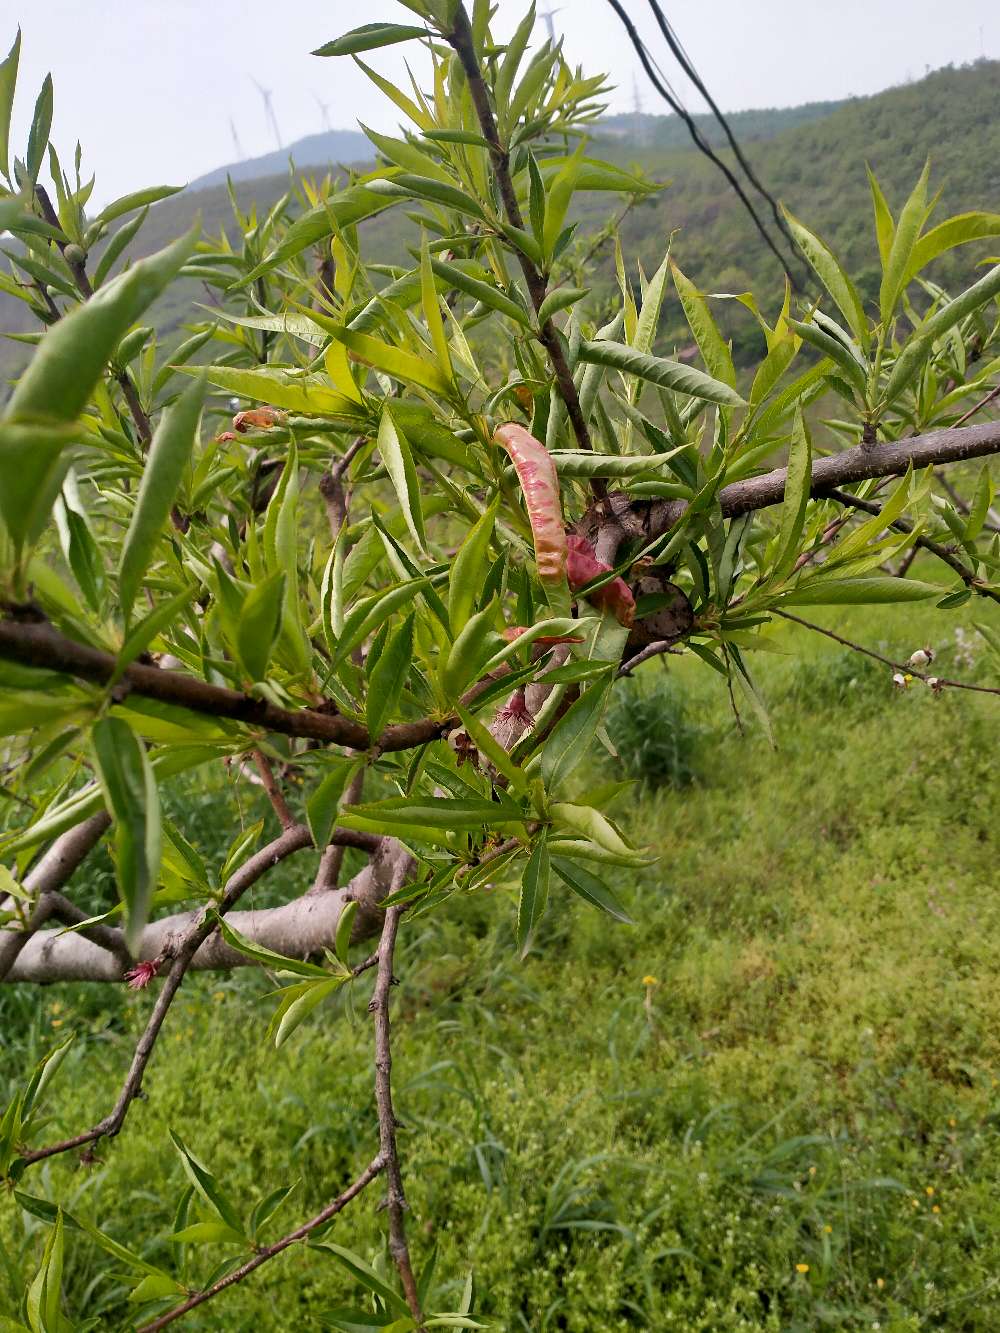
{"left": 644, "top": 0, "right": 805, "bottom": 273}
{"left": 603, "top": 0, "right": 804, "bottom": 291}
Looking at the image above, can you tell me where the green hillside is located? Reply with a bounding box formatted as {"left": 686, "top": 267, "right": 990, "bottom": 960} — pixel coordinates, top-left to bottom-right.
{"left": 2, "top": 58, "right": 999, "bottom": 384}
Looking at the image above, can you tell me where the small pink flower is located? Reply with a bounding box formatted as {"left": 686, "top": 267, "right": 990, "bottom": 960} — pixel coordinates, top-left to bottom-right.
{"left": 124, "top": 960, "right": 159, "bottom": 990}
{"left": 496, "top": 687, "right": 534, "bottom": 729}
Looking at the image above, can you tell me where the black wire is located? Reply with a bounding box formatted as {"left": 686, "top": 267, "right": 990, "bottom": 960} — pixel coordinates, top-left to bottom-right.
{"left": 644, "top": 0, "right": 805, "bottom": 275}
{"left": 603, "top": 0, "right": 804, "bottom": 292}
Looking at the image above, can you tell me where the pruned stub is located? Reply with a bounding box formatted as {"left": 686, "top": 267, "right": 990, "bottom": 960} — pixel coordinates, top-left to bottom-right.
{"left": 627, "top": 572, "right": 694, "bottom": 648}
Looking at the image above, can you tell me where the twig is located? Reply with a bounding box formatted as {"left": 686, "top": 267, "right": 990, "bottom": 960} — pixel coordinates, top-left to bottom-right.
{"left": 33, "top": 185, "right": 152, "bottom": 447}
{"left": 446, "top": 4, "right": 605, "bottom": 497}
{"left": 18, "top": 823, "right": 315, "bottom": 1167}
{"left": 774, "top": 610, "right": 1000, "bottom": 697}
{"left": 250, "top": 747, "right": 296, "bottom": 830}
{"left": 952, "top": 382, "right": 1000, "bottom": 428}
{"left": 822, "top": 486, "right": 1000, "bottom": 604}
{"left": 370, "top": 899, "right": 424, "bottom": 1327}
{"left": 617, "top": 640, "right": 683, "bottom": 675}
{"left": 136, "top": 1155, "right": 386, "bottom": 1332}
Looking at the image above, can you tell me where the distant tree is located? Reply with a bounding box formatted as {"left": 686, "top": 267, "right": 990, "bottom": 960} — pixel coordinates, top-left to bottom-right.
{"left": 1, "top": 3, "right": 1000, "bottom": 1327}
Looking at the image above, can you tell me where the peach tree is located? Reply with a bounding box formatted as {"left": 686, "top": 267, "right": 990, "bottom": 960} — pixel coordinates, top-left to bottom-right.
{"left": 1, "top": 1, "right": 1000, "bottom": 1327}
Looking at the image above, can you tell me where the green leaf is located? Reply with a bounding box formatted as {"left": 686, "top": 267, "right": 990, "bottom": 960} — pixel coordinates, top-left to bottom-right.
{"left": 330, "top": 579, "right": 428, "bottom": 671}
{"left": 455, "top": 703, "right": 530, "bottom": 796}
{"left": 783, "top": 577, "right": 942, "bottom": 605}
{"left": 168, "top": 1131, "right": 246, "bottom": 1236}
{"left": 312, "top": 23, "right": 427, "bottom": 57}
{"left": 307, "top": 758, "right": 361, "bottom": 849}
{"left": 0, "top": 29, "right": 20, "bottom": 182}
{"left": 429, "top": 258, "right": 530, "bottom": 327}
{"left": 551, "top": 857, "right": 633, "bottom": 924}
{"left": 241, "top": 183, "right": 395, "bottom": 283}
{"left": 96, "top": 185, "right": 183, "bottom": 229}
{"left": 340, "top": 796, "right": 525, "bottom": 837}
{"left": 366, "top": 174, "right": 486, "bottom": 221}
{"left": 439, "top": 602, "right": 501, "bottom": 701}
{"left": 965, "top": 463, "right": 994, "bottom": 541}
{"left": 540, "top": 679, "right": 612, "bottom": 790}
{"left": 516, "top": 831, "right": 549, "bottom": 956}
{"left": 25, "top": 73, "right": 52, "bottom": 185}
{"left": 7, "top": 225, "right": 197, "bottom": 423}
{"left": 118, "top": 374, "right": 205, "bottom": 622}
{"left": 367, "top": 612, "right": 415, "bottom": 741}
{"left": 536, "top": 286, "right": 588, "bottom": 327}
{"left": 769, "top": 405, "right": 811, "bottom": 584}
{"left": 326, "top": 323, "right": 453, "bottom": 396}
{"left": 884, "top": 261, "right": 1000, "bottom": 404}
{"left": 448, "top": 499, "right": 498, "bottom": 634}
{"left": 782, "top": 206, "right": 868, "bottom": 349}
{"left": 315, "top": 1243, "right": 410, "bottom": 1316}
{"left": 269, "top": 976, "right": 343, "bottom": 1048}
{"left": 91, "top": 716, "right": 160, "bottom": 955}
{"left": 113, "top": 585, "right": 198, "bottom": 683}
{"left": 0, "top": 420, "right": 80, "bottom": 562}
{"left": 420, "top": 231, "right": 452, "bottom": 382}
{"left": 787, "top": 319, "right": 867, "bottom": 398}
{"left": 634, "top": 249, "right": 671, "bottom": 356}
{"left": 236, "top": 570, "right": 285, "bottom": 683}
{"left": 335, "top": 901, "right": 358, "bottom": 965}
{"left": 880, "top": 161, "right": 929, "bottom": 323}
{"left": 170, "top": 1222, "right": 248, "bottom": 1247}
{"left": 189, "top": 364, "right": 361, "bottom": 417}
{"left": 379, "top": 410, "right": 425, "bottom": 550}
{"left": 26, "top": 1210, "right": 69, "bottom": 1333}
{"left": 671, "top": 261, "right": 736, "bottom": 388}
{"left": 578, "top": 340, "right": 745, "bottom": 408}
{"left": 215, "top": 915, "right": 328, "bottom": 978}
{"left": 906, "top": 211, "right": 1000, "bottom": 283}
{"left": 866, "top": 164, "right": 895, "bottom": 266}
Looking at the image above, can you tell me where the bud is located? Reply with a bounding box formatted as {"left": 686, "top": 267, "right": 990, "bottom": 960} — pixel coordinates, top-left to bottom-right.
{"left": 63, "top": 243, "right": 86, "bottom": 267}
{"left": 926, "top": 677, "right": 944, "bottom": 695}
{"left": 907, "top": 647, "right": 934, "bottom": 668}
{"left": 891, "top": 672, "right": 909, "bottom": 690}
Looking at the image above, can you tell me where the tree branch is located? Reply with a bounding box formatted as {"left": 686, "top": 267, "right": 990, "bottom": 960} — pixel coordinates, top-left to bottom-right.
{"left": 0, "top": 812, "right": 111, "bottom": 981}
{"left": 3, "top": 824, "right": 383, "bottom": 984}
{"left": 821, "top": 486, "right": 1000, "bottom": 603}
{"left": 370, "top": 896, "right": 424, "bottom": 1327}
{"left": 774, "top": 610, "right": 1000, "bottom": 697}
{"left": 446, "top": 4, "right": 604, "bottom": 496}
{"left": 17, "top": 822, "right": 317, "bottom": 1166}
{"left": 135, "top": 1154, "right": 386, "bottom": 1333}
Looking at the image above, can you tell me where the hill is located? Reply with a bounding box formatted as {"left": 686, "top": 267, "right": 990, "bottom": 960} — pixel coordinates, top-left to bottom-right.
{"left": 2, "top": 58, "right": 999, "bottom": 383}
{"left": 186, "top": 127, "right": 370, "bottom": 191}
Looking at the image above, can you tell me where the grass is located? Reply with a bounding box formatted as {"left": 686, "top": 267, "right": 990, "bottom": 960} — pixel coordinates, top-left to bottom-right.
{"left": 2, "top": 595, "right": 1000, "bottom": 1330}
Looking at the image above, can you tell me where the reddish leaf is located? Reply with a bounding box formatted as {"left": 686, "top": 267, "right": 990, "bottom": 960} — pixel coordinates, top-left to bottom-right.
{"left": 566, "top": 535, "right": 635, "bottom": 627}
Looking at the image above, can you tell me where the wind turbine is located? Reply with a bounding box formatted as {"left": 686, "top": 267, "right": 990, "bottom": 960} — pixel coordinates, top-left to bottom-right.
{"left": 228, "top": 117, "right": 246, "bottom": 162}
{"left": 252, "top": 79, "right": 283, "bottom": 151}
{"left": 540, "top": 7, "right": 561, "bottom": 43}
{"left": 314, "top": 94, "right": 332, "bottom": 132}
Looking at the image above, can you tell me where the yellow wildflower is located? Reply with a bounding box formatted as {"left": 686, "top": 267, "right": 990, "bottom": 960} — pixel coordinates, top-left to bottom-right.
{"left": 642, "top": 975, "right": 658, "bottom": 986}
{"left": 796, "top": 1263, "right": 809, "bottom": 1274}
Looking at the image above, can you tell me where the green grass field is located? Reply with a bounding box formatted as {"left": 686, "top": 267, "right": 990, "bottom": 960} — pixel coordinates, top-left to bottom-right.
{"left": 2, "top": 595, "right": 999, "bottom": 1331}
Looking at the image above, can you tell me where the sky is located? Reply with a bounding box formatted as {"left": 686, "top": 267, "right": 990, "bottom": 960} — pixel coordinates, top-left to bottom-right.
{"left": 7, "top": 0, "right": 996, "bottom": 206}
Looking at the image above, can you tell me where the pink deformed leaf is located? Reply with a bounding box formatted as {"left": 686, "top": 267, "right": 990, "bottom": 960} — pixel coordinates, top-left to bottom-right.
{"left": 566, "top": 534, "right": 635, "bottom": 627}
{"left": 233, "top": 406, "right": 288, "bottom": 433}
{"left": 495, "top": 423, "right": 567, "bottom": 583}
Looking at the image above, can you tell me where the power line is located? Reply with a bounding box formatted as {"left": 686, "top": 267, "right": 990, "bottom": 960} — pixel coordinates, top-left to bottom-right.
{"left": 644, "top": 0, "right": 804, "bottom": 274}
{"left": 603, "top": 0, "right": 804, "bottom": 291}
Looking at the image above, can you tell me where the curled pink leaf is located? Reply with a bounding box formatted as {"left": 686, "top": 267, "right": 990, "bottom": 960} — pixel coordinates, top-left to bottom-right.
{"left": 494, "top": 423, "right": 567, "bottom": 583}
{"left": 233, "top": 405, "right": 288, "bottom": 433}
{"left": 566, "top": 535, "right": 636, "bottom": 627}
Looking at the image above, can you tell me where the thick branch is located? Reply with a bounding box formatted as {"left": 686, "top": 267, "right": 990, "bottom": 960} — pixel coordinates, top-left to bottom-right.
{"left": 0, "top": 618, "right": 446, "bottom": 752}
{"left": 3, "top": 825, "right": 382, "bottom": 984}
{"left": 585, "top": 419, "right": 1000, "bottom": 557}
{"left": 136, "top": 1154, "right": 386, "bottom": 1333}
{"left": 0, "top": 812, "right": 111, "bottom": 981}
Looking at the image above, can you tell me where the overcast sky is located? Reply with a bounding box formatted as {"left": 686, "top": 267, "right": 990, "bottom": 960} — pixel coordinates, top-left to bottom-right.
{"left": 7, "top": 1, "right": 995, "bottom": 206}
